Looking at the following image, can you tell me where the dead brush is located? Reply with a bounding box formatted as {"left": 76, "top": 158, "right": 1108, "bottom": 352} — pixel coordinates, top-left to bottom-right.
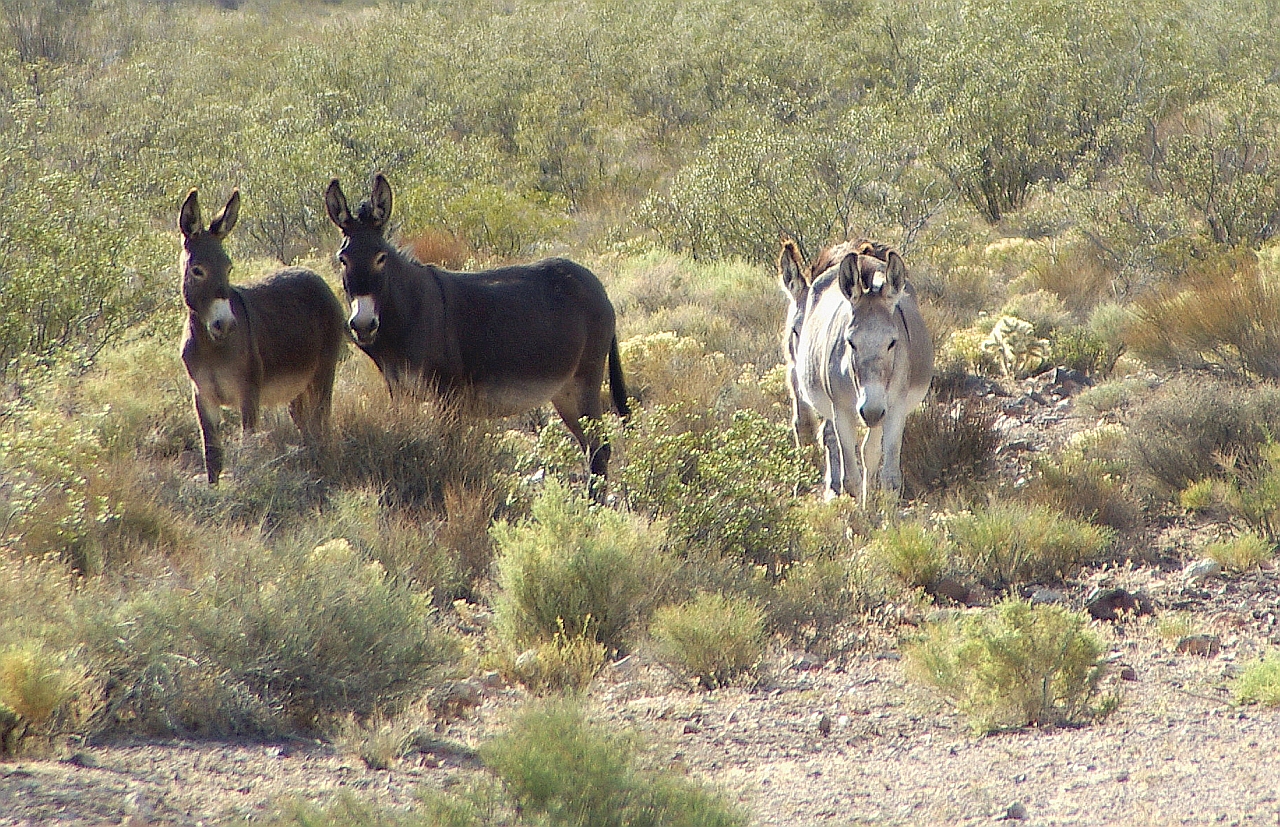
{"left": 1128, "top": 249, "right": 1280, "bottom": 379}
{"left": 901, "top": 398, "right": 1000, "bottom": 497}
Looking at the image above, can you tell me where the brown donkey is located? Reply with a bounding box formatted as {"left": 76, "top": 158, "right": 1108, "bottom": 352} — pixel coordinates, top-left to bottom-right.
{"left": 324, "top": 174, "right": 629, "bottom": 476}
{"left": 179, "top": 188, "right": 347, "bottom": 484}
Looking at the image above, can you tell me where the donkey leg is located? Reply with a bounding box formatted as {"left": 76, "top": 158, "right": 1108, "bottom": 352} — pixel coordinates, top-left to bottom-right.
{"left": 790, "top": 385, "right": 820, "bottom": 450}
{"left": 193, "top": 390, "right": 224, "bottom": 485}
{"left": 819, "top": 419, "right": 843, "bottom": 498}
{"left": 878, "top": 407, "right": 910, "bottom": 494}
{"left": 832, "top": 415, "right": 864, "bottom": 500}
{"left": 239, "top": 387, "right": 261, "bottom": 433}
{"left": 859, "top": 424, "right": 885, "bottom": 500}
{"left": 553, "top": 378, "right": 609, "bottom": 477}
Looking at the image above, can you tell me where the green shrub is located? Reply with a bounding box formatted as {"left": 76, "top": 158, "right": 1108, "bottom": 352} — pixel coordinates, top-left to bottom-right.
{"left": 89, "top": 538, "right": 456, "bottom": 735}
{"left": 905, "top": 598, "right": 1113, "bottom": 733}
{"left": 491, "top": 480, "right": 671, "bottom": 654}
{"left": 1204, "top": 531, "right": 1275, "bottom": 573}
{"left": 948, "top": 501, "right": 1114, "bottom": 589}
{"left": 482, "top": 700, "right": 747, "bottom": 827}
{"left": 0, "top": 644, "right": 84, "bottom": 757}
{"left": 1224, "top": 440, "right": 1280, "bottom": 541}
{"left": 1233, "top": 653, "right": 1280, "bottom": 706}
{"left": 866, "top": 522, "right": 952, "bottom": 591}
{"left": 620, "top": 407, "right": 813, "bottom": 573}
{"left": 649, "top": 593, "right": 765, "bottom": 690}
{"left": 1049, "top": 326, "right": 1125, "bottom": 378}
{"left": 1025, "top": 427, "right": 1141, "bottom": 531}
{"left": 501, "top": 620, "right": 609, "bottom": 695}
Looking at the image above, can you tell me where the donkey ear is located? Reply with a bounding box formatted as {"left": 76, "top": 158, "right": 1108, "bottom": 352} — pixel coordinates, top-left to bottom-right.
{"left": 179, "top": 189, "right": 202, "bottom": 239}
{"left": 209, "top": 189, "right": 240, "bottom": 239}
{"left": 778, "top": 238, "right": 809, "bottom": 303}
{"left": 370, "top": 173, "right": 393, "bottom": 229}
{"left": 836, "top": 251, "right": 864, "bottom": 300}
{"left": 885, "top": 250, "right": 907, "bottom": 293}
{"left": 325, "top": 179, "right": 354, "bottom": 230}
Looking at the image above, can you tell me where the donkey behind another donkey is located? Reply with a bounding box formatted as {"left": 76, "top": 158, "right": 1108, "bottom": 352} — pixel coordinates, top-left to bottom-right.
{"left": 779, "top": 238, "right": 933, "bottom": 500}
{"left": 179, "top": 188, "right": 347, "bottom": 485}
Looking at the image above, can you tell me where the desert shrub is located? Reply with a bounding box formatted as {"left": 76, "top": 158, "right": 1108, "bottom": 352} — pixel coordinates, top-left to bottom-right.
{"left": 982, "top": 315, "right": 1050, "bottom": 377}
{"left": 900, "top": 399, "right": 999, "bottom": 495}
{"left": 483, "top": 700, "right": 747, "bottom": 827}
{"left": 865, "top": 521, "right": 953, "bottom": 591}
{"left": 1025, "top": 426, "right": 1141, "bottom": 531}
{"left": 501, "top": 620, "right": 609, "bottom": 695}
{"left": 0, "top": 644, "right": 84, "bottom": 757}
{"left": 89, "top": 538, "right": 455, "bottom": 735}
{"left": 617, "top": 332, "right": 739, "bottom": 415}
{"left": 1026, "top": 240, "right": 1118, "bottom": 320}
{"left": 1222, "top": 440, "right": 1280, "bottom": 541}
{"left": 1074, "top": 376, "right": 1153, "bottom": 417}
{"left": 1233, "top": 653, "right": 1280, "bottom": 706}
{"left": 1128, "top": 249, "right": 1280, "bottom": 379}
{"left": 948, "top": 501, "right": 1114, "bottom": 589}
{"left": 620, "top": 407, "right": 813, "bottom": 572}
{"left": 491, "top": 480, "right": 671, "bottom": 654}
{"left": 1203, "top": 531, "right": 1275, "bottom": 573}
{"left": 649, "top": 593, "right": 766, "bottom": 690}
{"left": 1049, "top": 326, "right": 1125, "bottom": 378}
{"left": 1125, "top": 375, "right": 1280, "bottom": 496}
{"left": 905, "top": 598, "right": 1113, "bottom": 733}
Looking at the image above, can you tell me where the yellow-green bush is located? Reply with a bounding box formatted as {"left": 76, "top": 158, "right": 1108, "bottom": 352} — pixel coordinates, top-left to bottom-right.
{"left": 947, "top": 501, "right": 1114, "bottom": 588}
{"left": 649, "top": 592, "right": 765, "bottom": 689}
{"left": 1233, "top": 653, "right": 1280, "bottom": 706}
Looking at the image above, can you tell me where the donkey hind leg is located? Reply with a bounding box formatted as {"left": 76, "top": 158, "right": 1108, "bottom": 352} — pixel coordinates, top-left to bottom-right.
{"left": 291, "top": 361, "right": 337, "bottom": 448}
{"left": 552, "top": 375, "right": 609, "bottom": 477}
{"left": 194, "top": 390, "right": 224, "bottom": 485}
{"left": 819, "top": 419, "right": 844, "bottom": 499}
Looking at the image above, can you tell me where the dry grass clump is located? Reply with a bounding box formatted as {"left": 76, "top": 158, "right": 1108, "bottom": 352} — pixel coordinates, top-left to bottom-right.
{"left": 1233, "top": 653, "right": 1280, "bottom": 706}
{"left": 1128, "top": 249, "right": 1280, "bottom": 378}
{"left": 905, "top": 598, "right": 1114, "bottom": 733}
{"left": 947, "top": 500, "right": 1115, "bottom": 589}
{"left": 1025, "top": 426, "right": 1142, "bottom": 531}
{"left": 1203, "top": 531, "right": 1275, "bottom": 573}
{"left": 1026, "top": 239, "right": 1118, "bottom": 320}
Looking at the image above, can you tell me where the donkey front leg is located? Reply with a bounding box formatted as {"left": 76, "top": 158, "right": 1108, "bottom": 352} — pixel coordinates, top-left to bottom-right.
{"left": 819, "top": 419, "right": 845, "bottom": 499}
{"left": 859, "top": 422, "right": 885, "bottom": 500}
{"left": 832, "top": 414, "right": 865, "bottom": 501}
{"left": 193, "top": 390, "right": 224, "bottom": 485}
{"left": 877, "top": 407, "right": 911, "bottom": 495}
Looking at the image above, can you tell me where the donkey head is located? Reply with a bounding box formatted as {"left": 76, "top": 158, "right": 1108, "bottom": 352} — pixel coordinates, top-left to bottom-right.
{"left": 836, "top": 244, "right": 908, "bottom": 427}
{"left": 179, "top": 188, "right": 241, "bottom": 342}
{"left": 325, "top": 174, "right": 394, "bottom": 346}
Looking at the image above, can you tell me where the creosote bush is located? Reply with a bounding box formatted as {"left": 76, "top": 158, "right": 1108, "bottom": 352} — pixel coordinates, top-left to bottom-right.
{"left": 1203, "top": 531, "right": 1275, "bottom": 573}
{"left": 491, "top": 480, "right": 671, "bottom": 655}
{"left": 905, "top": 598, "right": 1113, "bottom": 733}
{"left": 649, "top": 592, "right": 766, "bottom": 690}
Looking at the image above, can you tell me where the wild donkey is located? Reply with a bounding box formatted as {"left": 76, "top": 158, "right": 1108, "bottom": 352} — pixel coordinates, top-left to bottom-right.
{"left": 779, "top": 239, "right": 933, "bottom": 500}
{"left": 179, "top": 189, "right": 347, "bottom": 485}
{"left": 324, "top": 174, "right": 629, "bottom": 476}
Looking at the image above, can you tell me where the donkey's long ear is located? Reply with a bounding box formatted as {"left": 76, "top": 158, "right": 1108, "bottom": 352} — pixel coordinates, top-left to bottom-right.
{"left": 885, "top": 250, "right": 907, "bottom": 294}
{"left": 369, "top": 173, "right": 393, "bottom": 230}
{"left": 778, "top": 238, "right": 809, "bottom": 304}
{"left": 325, "top": 179, "right": 354, "bottom": 230}
{"left": 209, "top": 189, "right": 240, "bottom": 239}
{"left": 836, "top": 251, "right": 863, "bottom": 300}
{"left": 179, "top": 189, "right": 202, "bottom": 239}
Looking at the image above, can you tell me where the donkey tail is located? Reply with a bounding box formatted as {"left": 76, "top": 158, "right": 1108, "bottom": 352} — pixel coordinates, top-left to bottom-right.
{"left": 608, "top": 335, "right": 631, "bottom": 419}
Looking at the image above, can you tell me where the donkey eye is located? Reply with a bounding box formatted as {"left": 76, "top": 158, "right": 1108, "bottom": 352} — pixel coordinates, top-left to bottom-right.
{"left": 374, "top": 252, "right": 388, "bottom": 267}
{"left": 190, "top": 265, "right": 206, "bottom": 279}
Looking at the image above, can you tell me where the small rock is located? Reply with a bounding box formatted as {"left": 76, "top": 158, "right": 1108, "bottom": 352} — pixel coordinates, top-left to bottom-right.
{"left": 64, "top": 751, "right": 97, "bottom": 768}
{"left": 682, "top": 721, "right": 702, "bottom": 735}
{"left": 1175, "top": 634, "right": 1221, "bottom": 657}
{"left": 792, "top": 651, "right": 826, "bottom": 672}
{"left": 998, "top": 801, "right": 1028, "bottom": 820}
{"left": 1029, "top": 588, "right": 1068, "bottom": 606}
{"left": 1183, "top": 558, "right": 1222, "bottom": 586}
{"left": 817, "top": 713, "right": 832, "bottom": 737}
{"left": 1085, "top": 587, "right": 1154, "bottom": 621}
{"left": 926, "top": 577, "right": 970, "bottom": 605}
{"left": 1119, "top": 665, "right": 1138, "bottom": 681}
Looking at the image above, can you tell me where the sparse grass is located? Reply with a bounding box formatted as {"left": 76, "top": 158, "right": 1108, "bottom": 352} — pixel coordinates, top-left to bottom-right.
{"left": 905, "top": 598, "right": 1113, "bottom": 733}
{"left": 1025, "top": 427, "right": 1141, "bottom": 531}
{"left": 491, "top": 480, "right": 671, "bottom": 654}
{"left": 948, "top": 501, "right": 1114, "bottom": 589}
{"left": 499, "top": 620, "right": 609, "bottom": 694}
{"left": 866, "top": 521, "right": 952, "bottom": 591}
{"left": 649, "top": 593, "right": 766, "bottom": 690}
{"left": 1203, "top": 531, "right": 1275, "bottom": 573}
{"left": 1233, "top": 653, "right": 1280, "bottom": 706}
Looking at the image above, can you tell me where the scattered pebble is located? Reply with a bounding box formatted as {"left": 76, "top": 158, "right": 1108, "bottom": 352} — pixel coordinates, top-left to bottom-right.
{"left": 1085, "top": 587, "right": 1153, "bottom": 621}
{"left": 1183, "top": 559, "right": 1222, "bottom": 587}
{"left": 1175, "top": 634, "right": 1222, "bottom": 657}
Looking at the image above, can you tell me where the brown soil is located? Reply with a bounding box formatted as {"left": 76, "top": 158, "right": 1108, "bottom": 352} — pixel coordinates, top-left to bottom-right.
{"left": 3, "top": 373, "right": 1279, "bottom": 826}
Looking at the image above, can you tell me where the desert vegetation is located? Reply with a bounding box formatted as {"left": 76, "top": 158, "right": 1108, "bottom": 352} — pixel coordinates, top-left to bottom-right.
{"left": 2, "top": 0, "right": 1280, "bottom": 822}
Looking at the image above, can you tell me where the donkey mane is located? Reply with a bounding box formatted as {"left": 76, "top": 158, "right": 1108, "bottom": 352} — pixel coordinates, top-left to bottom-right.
{"left": 809, "top": 239, "right": 895, "bottom": 281}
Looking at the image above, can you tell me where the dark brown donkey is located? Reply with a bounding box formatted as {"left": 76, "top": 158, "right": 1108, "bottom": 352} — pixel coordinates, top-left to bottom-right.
{"left": 324, "top": 174, "right": 629, "bottom": 476}
{"left": 179, "top": 188, "right": 347, "bottom": 484}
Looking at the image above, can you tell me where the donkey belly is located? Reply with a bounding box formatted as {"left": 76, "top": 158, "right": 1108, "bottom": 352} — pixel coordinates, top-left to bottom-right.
{"left": 259, "top": 370, "right": 316, "bottom": 407}
{"left": 473, "top": 377, "right": 567, "bottom": 417}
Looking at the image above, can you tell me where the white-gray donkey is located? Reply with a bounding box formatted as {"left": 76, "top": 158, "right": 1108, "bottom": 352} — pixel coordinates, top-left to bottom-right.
{"left": 779, "top": 239, "right": 933, "bottom": 499}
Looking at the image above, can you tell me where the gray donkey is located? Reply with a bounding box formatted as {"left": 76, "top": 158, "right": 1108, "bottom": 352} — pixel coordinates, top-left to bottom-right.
{"left": 324, "top": 174, "right": 628, "bottom": 477}
{"left": 179, "top": 189, "right": 347, "bottom": 484}
{"left": 780, "top": 238, "right": 933, "bottom": 499}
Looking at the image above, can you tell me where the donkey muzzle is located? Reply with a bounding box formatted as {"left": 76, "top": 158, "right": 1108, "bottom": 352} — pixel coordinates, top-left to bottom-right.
{"left": 348, "top": 295, "right": 380, "bottom": 345}
{"left": 205, "top": 298, "right": 237, "bottom": 341}
{"left": 858, "top": 403, "right": 885, "bottom": 427}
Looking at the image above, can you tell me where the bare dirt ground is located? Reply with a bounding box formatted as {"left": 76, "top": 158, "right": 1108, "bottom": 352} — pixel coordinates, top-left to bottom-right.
{"left": 3, "top": 375, "right": 1280, "bottom": 826}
